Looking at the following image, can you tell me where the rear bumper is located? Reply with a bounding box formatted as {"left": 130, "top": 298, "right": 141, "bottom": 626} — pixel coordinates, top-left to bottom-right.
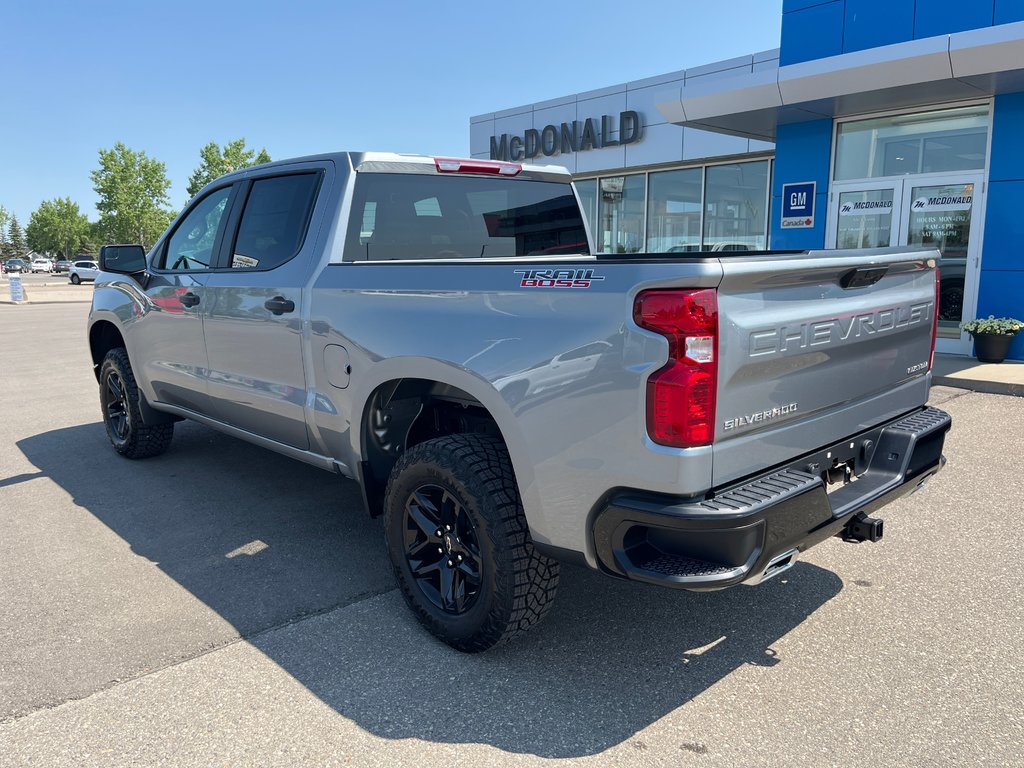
{"left": 592, "top": 406, "right": 951, "bottom": 590}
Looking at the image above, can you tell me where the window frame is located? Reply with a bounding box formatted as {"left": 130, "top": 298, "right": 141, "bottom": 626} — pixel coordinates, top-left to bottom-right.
{"left": 572, "top": 155, "right": 774, "bottom": 254}
{"left": 341, "top": 173, "right": 589, "bottom": 263}
{"left": 151, "top": 183, "right": 239, "bottom": 274}
{"left": 830, "top": 100, "right": 993, "bottom": 184}
{"left": 219, "top": 170, "right": 324, "bottom": 272}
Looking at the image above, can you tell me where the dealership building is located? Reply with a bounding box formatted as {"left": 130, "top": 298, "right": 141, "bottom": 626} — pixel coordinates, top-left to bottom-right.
{"left": 470, "top": 1, "right": 1024, "bottom": 360}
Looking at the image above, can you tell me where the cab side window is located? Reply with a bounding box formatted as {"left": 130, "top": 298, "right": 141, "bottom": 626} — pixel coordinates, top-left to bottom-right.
{"left": 162, "top": 187, "right": 232, "bottom": 271}
{"left": 231, "top": 174, "right": 320, "bottom": 270}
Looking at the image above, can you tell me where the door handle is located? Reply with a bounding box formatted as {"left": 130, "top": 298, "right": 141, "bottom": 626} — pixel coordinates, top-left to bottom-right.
{"left": 264, "top": 296, "right": 295, "bottom": 315}
{"left": 179, "top": 292, "right": 201, "bottom": 307}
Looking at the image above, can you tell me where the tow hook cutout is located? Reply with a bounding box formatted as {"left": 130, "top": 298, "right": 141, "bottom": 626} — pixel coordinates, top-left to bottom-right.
{"left": 842, "top": 512, "right": 884, "bottom": 543}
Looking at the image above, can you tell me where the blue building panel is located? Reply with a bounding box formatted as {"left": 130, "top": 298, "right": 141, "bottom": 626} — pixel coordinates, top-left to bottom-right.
{"left": 770, "top": 120, "right": 834, "bottom": 249}
{"left": 914, "top": 1, "right": 995, "bottom": 38}
{"left": 780, "top": 1, "right": 845, "bottom": 65}
{"left": 995, "top": 0, "right": 1024, "bottom": 24}
{"left": 980, "top": 180, "right": 1024, "bottom": 271}
{"left": 980, "top": 90, "right": 1024, "bottom": 355}
{"left": 844, "top": 0, "right": 915, "bottom": 52}
{"left": 770, "top": 120, "right": 834, "bottom": 199}
{"left": 989, "top": 92, "right": 1024, "bottom": 182}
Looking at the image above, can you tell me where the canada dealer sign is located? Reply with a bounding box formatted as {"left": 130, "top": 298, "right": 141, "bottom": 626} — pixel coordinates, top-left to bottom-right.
{"left": 781, "top": 182, "right": 816, "bottom": 229}
{"left": 489, "top": 111, "right": 643, "bottom": 161}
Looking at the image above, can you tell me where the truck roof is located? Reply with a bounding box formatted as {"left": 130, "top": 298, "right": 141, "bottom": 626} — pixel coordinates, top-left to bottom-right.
{"left": 214, "top": 152, "right": 574, "bottom": 185}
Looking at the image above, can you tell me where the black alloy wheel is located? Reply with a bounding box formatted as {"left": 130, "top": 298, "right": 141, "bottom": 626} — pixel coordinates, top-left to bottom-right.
{"left": 383, "top": 434, "right": 560, "bottom": 652}
{"left": 104, "top": 371, "right": 131, "bottom": 446}
{"left": 99, "top": 348, "right": 174, "bottom": 459}
{"left": 402, "top": 484, "right": 483, "bottom": 614}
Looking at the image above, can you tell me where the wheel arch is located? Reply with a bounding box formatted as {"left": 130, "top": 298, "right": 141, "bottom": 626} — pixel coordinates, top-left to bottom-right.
{"left": 353, "top": 362, "right": 533, "bottom": 520}
{"left": 89, "top": 320, "right": 126, "bottom": 382}
{"left": 89, "top": 317, "right": 177, "bottom": 426}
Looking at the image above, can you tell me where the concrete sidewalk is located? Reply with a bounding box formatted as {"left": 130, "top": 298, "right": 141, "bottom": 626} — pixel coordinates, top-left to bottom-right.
{"left": 0, "top": 279, "right": 93, "bottom": 304}
{"left": 934, "top": 353, "right": 1024, "bottom": 397}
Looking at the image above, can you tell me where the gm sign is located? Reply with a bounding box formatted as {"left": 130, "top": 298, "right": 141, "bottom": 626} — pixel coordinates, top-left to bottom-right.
{"left": 781, "top": 182, "right": 816, "bottom": 229}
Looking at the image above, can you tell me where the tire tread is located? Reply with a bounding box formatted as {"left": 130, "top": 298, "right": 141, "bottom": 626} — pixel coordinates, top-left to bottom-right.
{"left": 100, "top": 348, "right": 174, "bottom": 460}
{"left": 384, "top": 434, "right": 559, "bottom": 652}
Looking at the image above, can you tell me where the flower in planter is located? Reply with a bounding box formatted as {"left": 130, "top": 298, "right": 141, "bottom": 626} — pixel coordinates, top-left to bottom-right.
{"left": 959, "top": 316, "right": 1024, "bottom": 336}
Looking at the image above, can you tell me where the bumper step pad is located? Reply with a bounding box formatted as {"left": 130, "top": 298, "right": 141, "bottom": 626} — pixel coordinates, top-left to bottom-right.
{"left": 633, "top": 553, "right": 739, "bottom": 579}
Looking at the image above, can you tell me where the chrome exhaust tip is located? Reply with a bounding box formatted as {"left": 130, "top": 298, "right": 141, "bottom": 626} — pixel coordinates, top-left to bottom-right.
{"left": 747, "top": 548, "right": 799, "bottom": 585}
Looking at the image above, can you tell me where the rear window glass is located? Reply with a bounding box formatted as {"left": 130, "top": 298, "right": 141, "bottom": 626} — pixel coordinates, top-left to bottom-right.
{"left": 344, "top": 173, "right": 589, "bottom": 261}
{"left": 232, "top": 173, "right": 320, "bottom": 269}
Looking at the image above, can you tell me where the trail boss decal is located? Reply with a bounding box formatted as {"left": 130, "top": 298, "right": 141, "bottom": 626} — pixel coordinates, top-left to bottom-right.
{"left": 514, "top": 268, "right": 605, "bottom": 288}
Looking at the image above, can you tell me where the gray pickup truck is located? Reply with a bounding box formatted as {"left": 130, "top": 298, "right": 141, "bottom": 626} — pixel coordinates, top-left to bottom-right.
{"left": 89, "top": 152, "right": 951, "bottom": 652}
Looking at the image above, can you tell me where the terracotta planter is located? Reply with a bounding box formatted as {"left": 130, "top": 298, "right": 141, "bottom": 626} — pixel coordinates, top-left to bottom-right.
{"left": 971, "top": 332, "right": 1017, "bottom": 364}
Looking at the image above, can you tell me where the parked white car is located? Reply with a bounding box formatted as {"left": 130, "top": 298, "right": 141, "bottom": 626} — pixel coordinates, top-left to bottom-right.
{"left": 31, "top": 257, "right": 54, "bottom": 273}
{"left": 69, "top": 260, "right": 99, "bottom": 284}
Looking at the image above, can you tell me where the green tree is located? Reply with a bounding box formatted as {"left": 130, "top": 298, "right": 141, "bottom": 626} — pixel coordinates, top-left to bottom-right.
{"left": 78, "top": 221, "right": 105, "bottom": 256}
{"left": 0, "top": 205, "right": 10, "bottom": 243}
{"left": 186, "top": 138, "right": 271, "bottom": 198}
{"left": 0, "top": 206, "right": 10, "bottom": 259}
{"left": 91, "top": 142, "right": 174, "bottom": 249}
{"left": 7, "top": 215, "right": 26, "bottom": 258}
{"left": 26, "top": 197, "right": 91, "bottom": 260}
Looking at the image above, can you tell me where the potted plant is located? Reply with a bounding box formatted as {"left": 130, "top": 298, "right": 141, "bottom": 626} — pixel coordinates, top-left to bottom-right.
{"left": 960, "top": 315, "right": 1024, "bottom": 364}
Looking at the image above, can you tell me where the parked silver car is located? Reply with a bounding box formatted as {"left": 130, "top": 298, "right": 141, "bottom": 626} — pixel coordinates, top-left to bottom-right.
{"left": 69, "top": 260, "right": 99, "bottom": 284}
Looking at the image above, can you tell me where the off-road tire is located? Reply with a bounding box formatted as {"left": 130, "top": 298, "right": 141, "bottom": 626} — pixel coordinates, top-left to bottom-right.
{"left": 99, "top": 348, "right": 174, "bottom": 459}
{"left": 383, "top": 434, "right": 559, "bottom": 652}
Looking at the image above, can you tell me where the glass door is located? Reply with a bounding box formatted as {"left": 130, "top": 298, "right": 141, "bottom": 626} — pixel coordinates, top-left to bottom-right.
{"left": 901, "top": 177, "right": 982, "bottom": 348}
{"left": 828, "top": 174, "right": 984, "bottom": 355}
{"left": 829, "top": 183, "right": 902, "bottom": 250}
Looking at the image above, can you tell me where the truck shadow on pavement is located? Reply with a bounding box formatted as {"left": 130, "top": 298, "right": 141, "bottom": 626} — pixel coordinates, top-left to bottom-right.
{"left": 19, "top": 421, "right": 843, "bottom": 758}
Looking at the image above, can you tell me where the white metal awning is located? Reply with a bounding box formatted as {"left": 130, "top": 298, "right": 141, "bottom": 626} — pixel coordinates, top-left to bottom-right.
{"left": 657, "top": 22, "right": 1024, "bottom": 141}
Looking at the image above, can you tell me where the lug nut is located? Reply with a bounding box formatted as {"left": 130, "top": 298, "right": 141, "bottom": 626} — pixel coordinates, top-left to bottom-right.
{"left": 457, "top": 554, "right": 463, "bottom": 562}
{"left": 437, "top": 547, "right": 443, "bottom": 554}
{"left": 446, "top": 525, "right": 452, "bottom": 531}
{"left": 447, "top": 560, "right": 453, "bottom": 567}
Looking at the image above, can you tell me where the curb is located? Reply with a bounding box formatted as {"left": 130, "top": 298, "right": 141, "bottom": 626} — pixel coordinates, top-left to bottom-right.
{"left": 0, "top": 299, "right": 93, "bottom": 306}
{"left": 933, "top": 375, "right": 1024, "bottom": 397}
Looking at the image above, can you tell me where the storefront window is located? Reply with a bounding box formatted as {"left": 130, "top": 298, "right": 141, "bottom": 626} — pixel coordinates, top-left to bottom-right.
{"left": 597, "top": 175, "right": 644, "bottom": 253}
{"left": 575, "top": 178, "right": 597, "bottom": 235}
{"left": 580, "top": 159, "right": 772, "bottom": 253}
{"left": 646, "top": 168, "right": 702, "bottom": 252}
{"left": 703, "top": 161, "right": 769, "bottom": 251}
{"left": 835, "top": 105, "right": 989, "bottom": 181}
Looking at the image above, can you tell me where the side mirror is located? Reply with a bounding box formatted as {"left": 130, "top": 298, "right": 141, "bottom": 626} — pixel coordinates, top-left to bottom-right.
{"left": 100, "top": 244, "right": 147, "bottom": 274}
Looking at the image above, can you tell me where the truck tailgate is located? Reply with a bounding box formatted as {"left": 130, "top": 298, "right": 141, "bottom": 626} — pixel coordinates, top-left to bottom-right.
{"left": 712, "top": 247, "right": 938, "bottom": 487}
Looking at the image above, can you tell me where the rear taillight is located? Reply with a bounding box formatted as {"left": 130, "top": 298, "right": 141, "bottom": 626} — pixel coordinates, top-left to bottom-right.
{"left": 930, "top": 267, "right": 940, "bottom": 370}
{"left": 634, "top": 289, "right": 718, "bottom": 448}
{"left": 434, "top": 158, "right": 522, "bottom": 176}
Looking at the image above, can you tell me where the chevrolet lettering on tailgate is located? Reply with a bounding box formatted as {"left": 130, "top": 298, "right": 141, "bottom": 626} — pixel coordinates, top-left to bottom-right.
{"left": 749, "top": 302, "right": 934, "bottom": 357}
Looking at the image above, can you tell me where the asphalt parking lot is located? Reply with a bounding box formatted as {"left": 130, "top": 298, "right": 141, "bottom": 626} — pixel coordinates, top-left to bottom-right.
{"left": 1, "top": 301, "right": 1021, "bottom": 767}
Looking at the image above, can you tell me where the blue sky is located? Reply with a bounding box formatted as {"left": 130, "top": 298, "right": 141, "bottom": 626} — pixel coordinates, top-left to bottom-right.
{"left": 0, "top": 1, "right": 782, "bottom": 225}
